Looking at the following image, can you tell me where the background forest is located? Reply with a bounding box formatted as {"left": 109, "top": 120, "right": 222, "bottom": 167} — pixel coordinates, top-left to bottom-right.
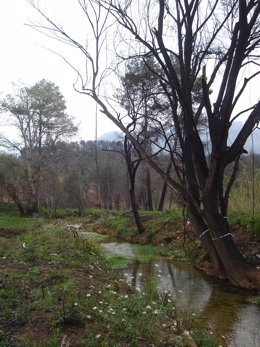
{"left": 0, "top": 132, "right": 259, "bottom": 219}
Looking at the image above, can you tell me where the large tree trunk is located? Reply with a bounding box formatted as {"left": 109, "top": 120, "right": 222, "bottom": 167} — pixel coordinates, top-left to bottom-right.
{"left": 200, "top": 189, "right": 260, "bottom": 289}
{"left": 188, "top": 207, "right": 226, "bottom": 279}
{"left": 26, "top": 197, "right": 38, "bottom": 217}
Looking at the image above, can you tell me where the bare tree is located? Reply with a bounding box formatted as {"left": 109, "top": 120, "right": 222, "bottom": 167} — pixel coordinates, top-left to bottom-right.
{"left": 29, "top": 0, "right": 260, "bottom": 288}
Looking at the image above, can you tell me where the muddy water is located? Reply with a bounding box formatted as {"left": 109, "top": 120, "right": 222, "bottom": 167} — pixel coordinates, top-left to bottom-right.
{"left": 97, "top": 238, "right": 260, "bottom": 347}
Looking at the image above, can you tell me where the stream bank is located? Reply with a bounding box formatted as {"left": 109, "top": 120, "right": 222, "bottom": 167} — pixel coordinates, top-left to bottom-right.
{"left": 0, "top": 213, "right": 220, "bottom": 347}
{"left": 82, "top": 232, "right": 260, "bottom": 347}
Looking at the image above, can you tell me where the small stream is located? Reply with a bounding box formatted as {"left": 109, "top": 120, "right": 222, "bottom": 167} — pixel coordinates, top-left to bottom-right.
{"left": 121, "top": 258, "right": 260, "bottom": 347}
{"left": 83, "top": 232, "right": 260, "bottom": 347}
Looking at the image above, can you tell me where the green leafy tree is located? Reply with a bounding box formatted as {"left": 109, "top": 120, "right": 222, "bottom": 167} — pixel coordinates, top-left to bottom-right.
{"left": 0, "top": 80, "right": 78, "bottom": 215}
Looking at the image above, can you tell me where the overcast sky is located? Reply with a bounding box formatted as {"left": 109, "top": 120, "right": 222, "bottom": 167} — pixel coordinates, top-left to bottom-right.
{"left": 1, "top": 0, "right": 259, "bottom": 149}
{"left": 0, "top": 0, "right": 118, "bottom": 141}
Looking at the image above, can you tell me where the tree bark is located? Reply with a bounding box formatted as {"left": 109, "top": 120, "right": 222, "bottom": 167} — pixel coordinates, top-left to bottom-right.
{"left": 203, "top": 204, "right": 260, "bottom": 289}
{"left": 188, "top": 207, "right": 226, "bottom": 279}
{"left": 145, "top": 165, "right": 153, "bottom": 211}
{"left": 158, "top": 161, "right": 172, "bottom": 211}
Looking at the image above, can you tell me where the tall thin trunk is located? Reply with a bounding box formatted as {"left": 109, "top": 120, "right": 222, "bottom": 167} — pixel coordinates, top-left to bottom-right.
{"left": 129, "top": 175, "right": 145, "bottom": 234}
{"left": 158, "top": 161, "right": 172, "bottom": 211}
{"left": 126, "top": 159, "right": 144, "bottom": 233}
{"left": 145, "top": 165, "right": 153, "bottom": 211}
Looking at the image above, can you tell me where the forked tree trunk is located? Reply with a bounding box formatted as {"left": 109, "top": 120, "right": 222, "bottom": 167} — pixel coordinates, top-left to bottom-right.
{"left": 130, "top": 192, "right": 145, "bottom": 234}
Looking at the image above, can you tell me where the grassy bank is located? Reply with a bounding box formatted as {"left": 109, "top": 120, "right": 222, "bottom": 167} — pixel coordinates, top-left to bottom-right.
{"left": 0, "top": 211, "right": 219, "bottom": 347}
{"left": 80, "top": 208, "right": 260, "bottom": 264}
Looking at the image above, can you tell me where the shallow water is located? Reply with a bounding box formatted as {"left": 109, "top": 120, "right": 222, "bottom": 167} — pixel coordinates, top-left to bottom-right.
{"left": 122, "top": 259, "right": 260, "bottom": 347}
{"left": 93, "top": 236, "right": 260, "bottom": 346}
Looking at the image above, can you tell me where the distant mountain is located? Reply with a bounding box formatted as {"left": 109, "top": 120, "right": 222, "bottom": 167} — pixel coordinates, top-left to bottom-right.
{"left": 97, "top": 131, "right": 123, "bottom": 142}
{"left": 97, "top": 122, "right": 260, "bottom": 153}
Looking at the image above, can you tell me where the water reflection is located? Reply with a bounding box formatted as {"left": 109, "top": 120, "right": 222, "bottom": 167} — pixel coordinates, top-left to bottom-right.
{"left": 101, "top": 242, "right": 135, "bottom": 258}
{"left": 124, "top": 259, "right": 212, "bottom": 313}
{"left": 229, "top": 305, "right": 260, "bottom": 347}
{"left": 100, "top": 241, "right": 260, "bottom": 347}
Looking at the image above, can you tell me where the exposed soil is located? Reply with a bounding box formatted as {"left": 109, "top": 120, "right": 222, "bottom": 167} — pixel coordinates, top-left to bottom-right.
{"left": 0, "top": 254, "right": 133, "bottom": 346}
{"left": 0, "top": 227, "right": 24, "bottom": 238}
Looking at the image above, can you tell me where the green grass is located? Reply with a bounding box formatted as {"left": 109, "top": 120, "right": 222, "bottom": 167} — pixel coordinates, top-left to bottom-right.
{"left": 247, "top": 295, "right": 260, "bottom": 305}
{"left": 228, "top": 211, "right": 260, "bottom": 238}
{"left": 0, "top": 213, "right": 43, "bottom": 230}
{"left": 0, "top": 210, "right": 217, "bottom": 346}
{"left": 193, "top": 330, "right": 219, "bottom": 347}
{"left": 132, "top": 244, "right": 171, "bottom": 262}
{"left": 106, "top": 255, "right": 134, "bottom": 268}
{"left": 228, "top": 169, "right": 260, "bottom": 215}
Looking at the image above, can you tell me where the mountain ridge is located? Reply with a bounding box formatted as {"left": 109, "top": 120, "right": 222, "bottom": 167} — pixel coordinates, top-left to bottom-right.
{"left": 98, "top": 122, "right": 260, "bottom": 153}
